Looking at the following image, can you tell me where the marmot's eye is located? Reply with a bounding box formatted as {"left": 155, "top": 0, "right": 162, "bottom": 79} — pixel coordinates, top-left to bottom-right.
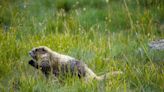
{"left": 35, "top": 49, "right": 38, "bottom": 52}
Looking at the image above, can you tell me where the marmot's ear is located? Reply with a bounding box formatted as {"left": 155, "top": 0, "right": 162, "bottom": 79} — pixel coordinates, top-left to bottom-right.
{"left": 41, "top": 47, "right": 47, "bottom": 52}
{"left": 42, "top": 48, "right": 45, "bottom": 51}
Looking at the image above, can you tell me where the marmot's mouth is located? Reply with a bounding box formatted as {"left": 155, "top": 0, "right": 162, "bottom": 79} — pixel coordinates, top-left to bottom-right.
{"left": 29, "top": 51, "right": 37, "bottom": 60}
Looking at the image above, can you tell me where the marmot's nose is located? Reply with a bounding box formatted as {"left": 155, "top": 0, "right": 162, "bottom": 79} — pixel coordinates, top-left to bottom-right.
{"left": 29, "top": 51, "right": 32, "bottom": 55}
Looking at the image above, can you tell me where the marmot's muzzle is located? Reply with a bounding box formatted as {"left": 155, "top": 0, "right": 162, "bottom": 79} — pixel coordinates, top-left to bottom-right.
{"left": 29, "top": 51, "right": 37, "bottom": 60}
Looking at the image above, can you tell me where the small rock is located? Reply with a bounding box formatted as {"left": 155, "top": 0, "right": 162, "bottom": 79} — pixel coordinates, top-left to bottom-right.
{"left": 148, "top": 39, "right": 164, "bottom": 50}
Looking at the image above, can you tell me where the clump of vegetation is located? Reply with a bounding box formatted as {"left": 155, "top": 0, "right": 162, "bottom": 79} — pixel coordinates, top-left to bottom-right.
{"left": 0, "top": 0, "right": 164, "bottom": 92}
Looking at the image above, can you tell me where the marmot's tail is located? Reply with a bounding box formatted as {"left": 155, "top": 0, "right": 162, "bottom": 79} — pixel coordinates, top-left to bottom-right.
{"left": 95, "top": 71, "right": 123, "bottom": 80}
{"left": 84, "top": 67, "right": 123, "bottom": 82}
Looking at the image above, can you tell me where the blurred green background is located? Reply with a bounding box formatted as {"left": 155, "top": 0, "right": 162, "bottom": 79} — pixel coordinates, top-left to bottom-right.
{"left": 0, "top": 0, "right": 164, "bottom": 92}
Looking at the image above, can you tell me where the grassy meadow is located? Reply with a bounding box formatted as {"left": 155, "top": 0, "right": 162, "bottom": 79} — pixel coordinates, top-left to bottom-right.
{"left": 0, "top": 0, "right": 164, "bottom": 91}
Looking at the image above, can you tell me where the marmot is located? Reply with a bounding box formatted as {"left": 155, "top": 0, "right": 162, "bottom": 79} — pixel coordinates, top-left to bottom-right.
{"left": 28, "top": 46, "right": 122, "bottom": 82}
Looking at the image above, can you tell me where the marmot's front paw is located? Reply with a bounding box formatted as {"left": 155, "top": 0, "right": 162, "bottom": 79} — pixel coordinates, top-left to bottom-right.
{"left": 28, "top": 59, "right": 34, "bottom": 65}
{"left": 28, "top": 60, "right": 39, "bottom": 69}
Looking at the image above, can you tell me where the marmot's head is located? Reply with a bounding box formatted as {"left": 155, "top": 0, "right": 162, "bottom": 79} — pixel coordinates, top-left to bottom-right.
{"left": 29, "top": 46, "right": 51, "bottom": 61}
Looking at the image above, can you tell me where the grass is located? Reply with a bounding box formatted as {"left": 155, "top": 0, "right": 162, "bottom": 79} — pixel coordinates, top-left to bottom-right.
{"left": 0, "top": 0, "right": 164, "bottom": 92}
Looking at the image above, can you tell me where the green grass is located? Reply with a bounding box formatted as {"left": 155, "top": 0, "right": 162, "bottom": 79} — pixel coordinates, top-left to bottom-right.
{"left": 0, "top": 0, "right": 164, "bottom": 92}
